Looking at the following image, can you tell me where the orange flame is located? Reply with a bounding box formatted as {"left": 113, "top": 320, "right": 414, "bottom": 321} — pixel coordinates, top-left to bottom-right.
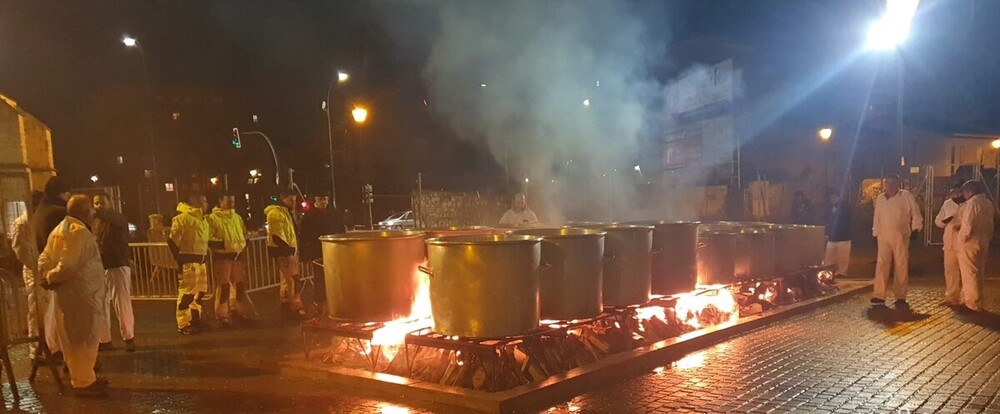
{"left": 366, "top": 262, "right": 435, "bottom": 361}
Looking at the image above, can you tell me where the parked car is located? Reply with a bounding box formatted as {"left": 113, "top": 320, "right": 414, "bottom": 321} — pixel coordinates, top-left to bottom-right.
{"left": 378, "top": 211, "right": 415, "bottom": 229}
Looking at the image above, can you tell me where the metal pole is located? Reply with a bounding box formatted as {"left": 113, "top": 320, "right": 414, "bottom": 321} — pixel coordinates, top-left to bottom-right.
{"left": 136, "top": 47, "right": 161, "bottom": 214}
{"left": 417, "top": 172, "right": 423, "bottom": 229}
{"left": 897, "top": 52, "right": 905, "bottom": 170}
{"left": 244, "top": 131, "right": 281, "bottom": 187}
{"left": 324, "top": 84, "right": 338, "bottom": 209}
{"left": 223, "top": 174, "right": 230, "bottom": 192}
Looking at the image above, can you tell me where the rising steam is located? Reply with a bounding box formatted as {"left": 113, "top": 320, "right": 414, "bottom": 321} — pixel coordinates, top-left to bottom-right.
{"left": 377, "top": 1, "right": 671, "bottom": 223}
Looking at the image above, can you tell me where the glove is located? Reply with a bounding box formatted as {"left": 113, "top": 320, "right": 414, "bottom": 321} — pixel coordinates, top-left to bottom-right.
{"left": 39, "top": 280, "right": 59, "bottom": 291}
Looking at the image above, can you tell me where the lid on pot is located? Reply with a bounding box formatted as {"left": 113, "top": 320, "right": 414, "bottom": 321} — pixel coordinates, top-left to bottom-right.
{"left": 426, "top": 234, "right": 542, "bottom": 246}
{"left": 320, "top": 230, "right": 426, "bottom": 242}
{"left": 508, "top": 227, "right": 606, "bottom": 239}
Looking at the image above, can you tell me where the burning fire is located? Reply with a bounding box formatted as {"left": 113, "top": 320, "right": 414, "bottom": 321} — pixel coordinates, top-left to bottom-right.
{"left": 635, "top": 285, "right": 739, "bottom": 331}
{"left": 365, "top": 263, "right": 434, "bottom": 361}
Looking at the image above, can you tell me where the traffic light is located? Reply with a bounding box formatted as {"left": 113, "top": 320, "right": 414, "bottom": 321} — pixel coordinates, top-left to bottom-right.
{"left": 231, "top": 127, "right": 242, "bottom": 149}
{"left": 362, "top": 184, "right": 374, "bottom": 204}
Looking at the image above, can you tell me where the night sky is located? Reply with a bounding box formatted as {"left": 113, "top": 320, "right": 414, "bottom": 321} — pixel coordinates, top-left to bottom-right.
{"left": 1, "top": 0, "right": 998, "bottom": 194}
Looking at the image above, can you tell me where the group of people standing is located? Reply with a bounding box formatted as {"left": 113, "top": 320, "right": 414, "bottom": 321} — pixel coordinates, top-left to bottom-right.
{"left": 934, "top": 180, "right": 995, "bottom": 312}
{"left": 10, "top": 176, "right": 136, "bottom": 397}
{"left": 811, "top": 175, "right": 995, "bottom": 313}
{"left": 7, "top": 176, "right": 345, "bottom": 397}
{"left": 870, "top": 176, "right": 995, "bottom": 312}
{"left": 167, "top": 189, "right": 343, "bottom": 335}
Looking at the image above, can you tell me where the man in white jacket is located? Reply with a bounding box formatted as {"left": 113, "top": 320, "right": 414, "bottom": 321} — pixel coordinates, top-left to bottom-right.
{"left": 871, "top": 175, "right": 923, "bottom": 307}
{"left": 955, "top": 180, "right": 995, "bottom": 312}
{"left": 37, "top": 195, "right": 108, "bottom": 397}
{"left": 934, "top": 184, "right": 966, "bottom": 306}
{"left": 11, "top": 191, "right": 61, "bottom": 363}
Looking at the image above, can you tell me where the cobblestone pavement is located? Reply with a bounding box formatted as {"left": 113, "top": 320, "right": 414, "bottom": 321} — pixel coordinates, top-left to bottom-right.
{"left": 537, "top": 279, "right": 1000, "bottom": 414}
{"left": 2, "top": 279, "right": 998, "bottom": 413}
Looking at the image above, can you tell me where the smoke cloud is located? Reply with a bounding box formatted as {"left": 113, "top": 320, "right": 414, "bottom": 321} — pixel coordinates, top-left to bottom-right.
{"left": 377, "top": 1, "right": 670, "bottom": 223}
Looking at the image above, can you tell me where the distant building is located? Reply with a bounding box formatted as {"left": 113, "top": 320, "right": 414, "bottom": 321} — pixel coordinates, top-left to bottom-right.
{"left": 0, "top": 93, "right": 56, "bottom": 233}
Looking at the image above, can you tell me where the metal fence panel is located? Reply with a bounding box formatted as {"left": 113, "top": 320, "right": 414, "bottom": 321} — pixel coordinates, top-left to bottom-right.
{"left": 129, "top": 237, "right": 315, "bottom": 299}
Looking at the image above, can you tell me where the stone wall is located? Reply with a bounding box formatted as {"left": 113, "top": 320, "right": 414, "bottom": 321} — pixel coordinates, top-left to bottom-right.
{"left": 412, "top": 191, "right": 508, "bottom": 228}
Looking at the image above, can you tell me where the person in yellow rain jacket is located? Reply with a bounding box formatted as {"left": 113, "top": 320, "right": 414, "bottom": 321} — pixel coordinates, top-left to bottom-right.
{"left": 207, "top": 193, "right": 255, "bottom": 325}
{"left": 169, "top": 194, "right": 210, "bottom": 335}
{"left": 265, "top": 189, "right": 305, "bottom": 318}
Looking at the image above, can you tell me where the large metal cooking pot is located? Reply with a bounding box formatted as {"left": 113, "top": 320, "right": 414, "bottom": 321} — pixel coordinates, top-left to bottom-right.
{"left": 600, "top": 224, "right": 654, "bottom": 307}
{"left": 697, "top": 229, "right": 739, "bottom": 285}
{"left": 424, "top": 235, "right": 542, "bottom": 338}
{"left": 320, "top": 230, "right": 427, "bottom": 321}
{"left": 769, "top": 224, "right": 802, "bottom": 274}
{"left": 733, "top": 227, "right": 776, "bottom": 279}
{"left": 797, "top": 225, "right": 827, "bottom": 267}
{"left": 622, "top": 220, "right": 700, "bottom": 295}
{"left": 508, "top": 228, "right": 606, "bottom": 320}
{"left": 422, "top": 226, "right": 495, "bottom": 239}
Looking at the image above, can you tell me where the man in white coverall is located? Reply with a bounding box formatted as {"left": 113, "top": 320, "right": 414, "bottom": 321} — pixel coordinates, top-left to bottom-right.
{"left": 37, "top": 195, "right": 108, "bottom": 397}
{"left": 954, "top": 180, "right": 995, "bottom": 312}
{"left": 499, "top": 193, "right": 540, "bottom": 228}
{"left": 11, "top": 191, "right": 61, "bottom": 363}
{"left": 934, "top": 184, "right": 965, "bottom": 306}
{"left": 871, "top": 175, "right": 923, "bottom": 307}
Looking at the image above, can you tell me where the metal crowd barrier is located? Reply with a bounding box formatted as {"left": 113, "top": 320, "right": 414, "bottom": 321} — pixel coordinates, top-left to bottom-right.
{"left": 129, "top": 237, "right": 316, "bottom": 299}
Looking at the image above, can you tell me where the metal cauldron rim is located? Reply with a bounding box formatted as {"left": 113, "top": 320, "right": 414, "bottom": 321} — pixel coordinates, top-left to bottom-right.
{"left": 426, "top": 234, "right": 543, "bottom": 246}
{"left": 422, "top": 225, "right": 495, "bottom": 232}
{"left": 620, "top": 220, "right": 702, "bottom": 226}
{"left": 507, "top": 227, "right": 607, "bottom": 239}
{"left": 319, "top": 230, "right": 426, "bottom": 242}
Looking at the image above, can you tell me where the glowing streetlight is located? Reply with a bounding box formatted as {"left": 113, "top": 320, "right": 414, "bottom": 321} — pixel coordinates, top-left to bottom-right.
{"left": 337, "top": 71, "right": 350, "bottom": 83}
{"left": 352, "top": 106, "right": 369, "bottom": 124}
{"left": 992, "top": 139, "right": 1000, "bottom": 149}
{"left": 90, "top": 175, "right": 99, "bottom": 183}
{"left": 582, "top": 99, "right": 591, "bottom": 107}
{"left": 634, "top": 165, "right": 641, "bottom": 172}
{"left": 210, "top": 177, "right": 219, "bottom": 185}
{"left": 249, "top": 169, "right": 259, "bottom": 178}
{"left": 121, "top": 35, "right": 138, "bottom": 48}
{"left": 818, "top": 128, "right": 834, "bottom": 141}
{"left": 865, "top": 0, "right": 919, "bottom": 51}
{"left": 524, "top": 177, "right": 530, "bottom": 183}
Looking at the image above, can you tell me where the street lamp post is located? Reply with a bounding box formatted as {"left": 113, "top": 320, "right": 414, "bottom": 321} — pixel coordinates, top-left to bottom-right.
{"left": 123, "top": 34, "right": 161, "bottom": 214}
{"left": 818, "top": 127, "right": 834, "bottom": 188}
{"left": 322, "top": 70, "right": 350, "bottom": 209}
{"left": 351, "top": 105, "right": 373, "bottom": 229}
{"left": 866, "top": 0, "right": 919, "bottom": 171}
{"left": 233, "top": 128, "right": 282, "bottom": 187}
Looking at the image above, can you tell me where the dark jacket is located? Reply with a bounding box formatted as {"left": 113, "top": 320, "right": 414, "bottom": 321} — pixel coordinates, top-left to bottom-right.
{"left": 299, "top": 208, "right": 341, "bottom": 262}
{"left": 30, "top": 195, "right": 67, "bottom": 252}
{"left": 791, "top": 198, "right": 814, "bottom": 225}
{"left": 94, "top": 208, "right": 131, "bottom": 269}
{"left": 824, "top": 200, "right": 852, "bottom": 242}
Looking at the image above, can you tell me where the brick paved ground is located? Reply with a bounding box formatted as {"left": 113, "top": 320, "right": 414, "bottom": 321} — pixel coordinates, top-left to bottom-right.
{"left": 535, "top": 279, "right": 1000, "bottom": 414}
{"left": 1, "top": 277, "right": 998, "bottom": 413}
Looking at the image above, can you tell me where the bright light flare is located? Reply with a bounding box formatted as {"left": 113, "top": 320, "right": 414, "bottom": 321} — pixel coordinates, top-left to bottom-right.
{"left": 337, "top": 71, "right": 350, "bottom": 82}
{"left": 121, "top": 35, "right": 138, "bottom": 47}
{"left": 249, "top": 169, "right": 259, "bottom": 178}
{"left": 866, "top": 0, "right": 919, "bottom": 51}
{"left": 818, "top": 128, "right": 833, "bottom": 141}
{"left": 582, "top": 99, "right": 591, "bottom": 107}
{"left": 991, "top": 139, "right": 1000, "bottom": 149}
{"left": 210, "top": 177, "right": 219, "bottom": 185}
{"left": 90, "top": 175, "right": 99, "bottom": 183}
{"left": 352, "top": 106, "right": 369, "bottom": 124}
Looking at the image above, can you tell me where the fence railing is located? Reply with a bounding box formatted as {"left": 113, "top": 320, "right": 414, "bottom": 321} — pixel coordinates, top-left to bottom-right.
{"left": 129, "top": 237, "right": 316, "bottom": 299}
